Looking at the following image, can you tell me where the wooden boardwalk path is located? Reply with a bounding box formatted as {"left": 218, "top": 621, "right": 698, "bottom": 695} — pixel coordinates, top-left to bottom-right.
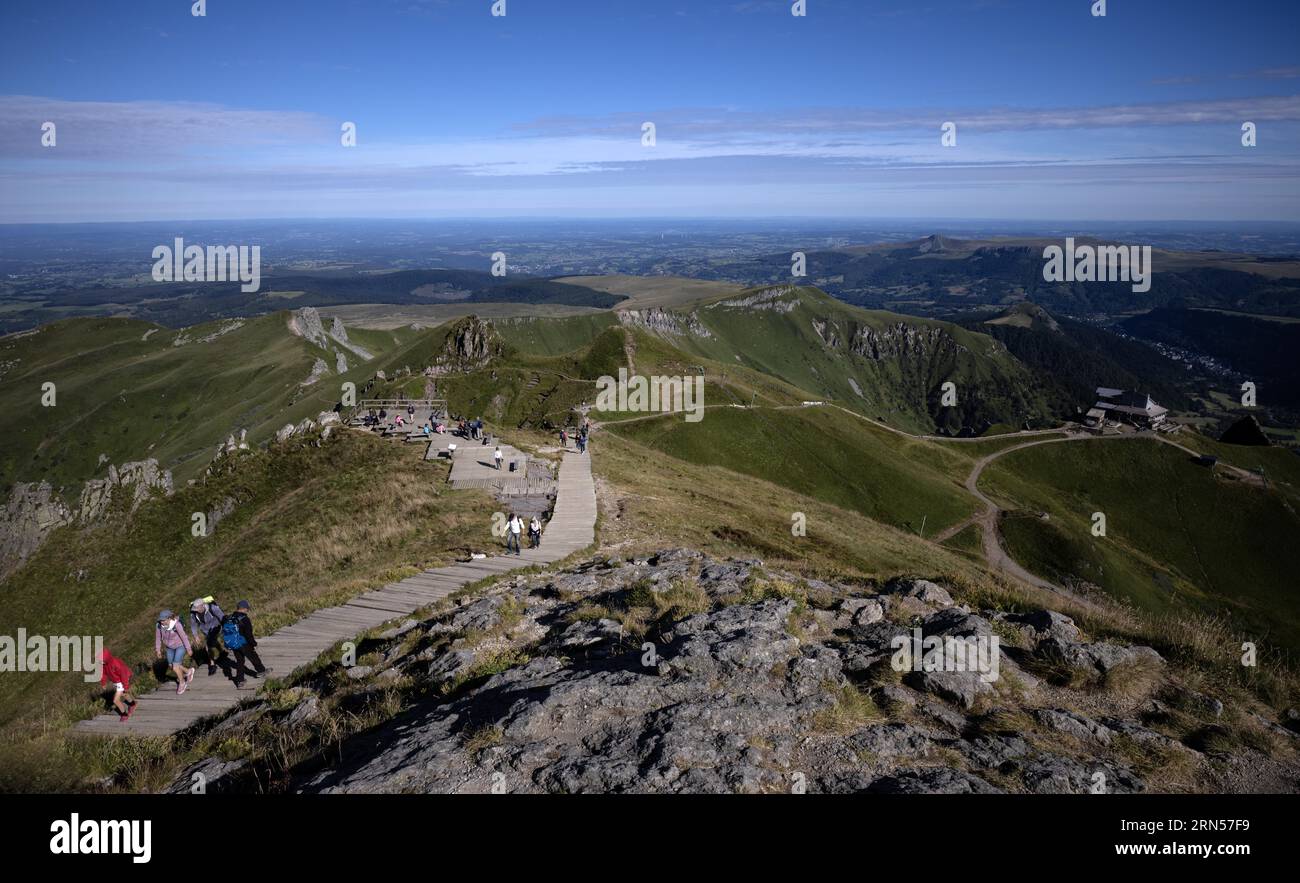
{"left": 73, "top": 452, "right": 596, "bottom": 738}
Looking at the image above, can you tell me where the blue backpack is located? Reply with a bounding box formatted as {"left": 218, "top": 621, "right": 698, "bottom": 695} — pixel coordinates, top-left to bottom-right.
{"left": 221, "top": 615, "right": 247, "bottom": 650}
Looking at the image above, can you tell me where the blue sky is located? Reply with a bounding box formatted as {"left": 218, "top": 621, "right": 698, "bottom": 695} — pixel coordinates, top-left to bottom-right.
{"left": 2, "top": 0, "right": 1299, "bottom": 222}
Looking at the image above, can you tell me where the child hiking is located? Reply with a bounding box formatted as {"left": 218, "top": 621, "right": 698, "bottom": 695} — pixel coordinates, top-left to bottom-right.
{"left": 99, "top": 647, "right": 137, "bottom": 721}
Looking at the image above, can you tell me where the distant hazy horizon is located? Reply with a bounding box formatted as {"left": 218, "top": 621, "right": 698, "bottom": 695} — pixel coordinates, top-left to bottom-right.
{"left": 3, "top": 0, "right": 1299, "bottom": 224}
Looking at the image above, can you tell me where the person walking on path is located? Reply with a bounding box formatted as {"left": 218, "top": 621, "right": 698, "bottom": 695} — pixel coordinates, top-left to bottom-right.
{"left": 558, "top": 428, "right": 568, "bottom": 450}
{"left": 494, "top": 446, "right": 504, "bottom": 470}
{"left": 529, "top": 515, "right": 542, "bottom": 548}
{"left": 506, "top": 513, "right": 523, "bottom": 555}
{"left": 222, "top": 601, "right": 269, "bottom": 689}
{"left": 155, "top": 610, "right": 195, "bottom": 694}
{"left": 577, "top": 431, "right": 587, "bottom": 454}
{"left": 189, "top": 597, "right": 227, "bottom": 676}
{"left": 99, "top": 647, "right": 137, "bottom": 721}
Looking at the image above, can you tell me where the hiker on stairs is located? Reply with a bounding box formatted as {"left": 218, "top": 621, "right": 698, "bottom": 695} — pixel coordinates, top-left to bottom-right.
{"left": 529, "top": 515, "right": 542, "bottom": 548}
{"left": 189, "top": 597, "right": 227, "bottom": 676}
{"left": 155, "top": 610, "right": 196, "bottom": 694}
{"left": 506, "top": 513, "right": 523, "bottom": 556}
{"left": 99, "top": 647, "right": 137, "bottom": 721}
{"left": 494, "top": 446, "right": 504, "bottom": 470}
{"left": 222, "top": 601, "right": 270, "bottom": 689}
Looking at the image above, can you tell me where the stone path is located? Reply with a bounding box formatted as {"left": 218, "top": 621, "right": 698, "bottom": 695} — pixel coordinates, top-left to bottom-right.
{"left": 73, "top": 451, "right": 596, "bottom": 738}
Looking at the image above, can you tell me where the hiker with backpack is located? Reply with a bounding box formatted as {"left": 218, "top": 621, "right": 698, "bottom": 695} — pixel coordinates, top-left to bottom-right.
{"left": 99, "top": 647, "right": 137, "bottom": 721}
{"left": 189, "top": 597, "right": 227, "bottom": 676}
{"left": 155, "top": 610, "right": 196, "bottom": 694}
{"left": 529, "top": 515, "right": 542, "bottom": 548}
{"left": 222, "top": 600, "right": 269, "bottom": 689}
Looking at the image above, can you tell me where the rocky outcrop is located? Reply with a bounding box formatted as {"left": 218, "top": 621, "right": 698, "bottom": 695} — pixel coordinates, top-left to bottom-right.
{"left": 77, "top": 460, "right": 174, "bottom": 523}
{"left": 289, "top": 307, "right": 331, "bottom": 349}
{"left": 330, "top": 316, "right": 350, "bottom": 345}
{"left": 0, "top": 482, "right": 73, "bottom": 571}
{"left": 617, "top": 308, "right": 712, "bottom": 339}
{"left": 168, "top": 549, "right": 1263, "bottom": 795}
{"left": 274, "top": 411, "right": 340, "bottom": 445}
{"left": 1, "top": 459, "right": 173, "bottom": 576}
{"left": 300, "top": 357, "right": 329, "bottom": 386}
{"left": 850, "top": 322, "right": 966, "bottom": 362}
{"left": 706, "top": 286, "right": 800, "bottom": 313}
{"left": 422, "top": 316, "right": 503, "bottom": 376}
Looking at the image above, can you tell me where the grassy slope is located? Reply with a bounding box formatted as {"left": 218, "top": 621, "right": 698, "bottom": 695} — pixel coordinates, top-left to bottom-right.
{"left": 0, "top": 313, "right": 409, "bottom": 490}
{"left": 496, "top": 313, "right": 620, "bottom": 357}
{"left": 595, "top": 429, "right": 987, "bottom": 585}
{"left": 0, "top": 429, "right": 497, "bottom": 789}
{"left": 606, "top": 404, "right": 977, "bottom": 536}
{"left": 647, "top": 286, "right": 1049, "bottom": 434}
{"left": 981, "top": 438, "right": 1300, "bottom": 649}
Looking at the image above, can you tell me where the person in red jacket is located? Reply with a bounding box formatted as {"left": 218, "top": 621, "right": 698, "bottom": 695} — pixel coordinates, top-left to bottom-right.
{"left": 99, "top": 647, "right": 137, "bottom": 721}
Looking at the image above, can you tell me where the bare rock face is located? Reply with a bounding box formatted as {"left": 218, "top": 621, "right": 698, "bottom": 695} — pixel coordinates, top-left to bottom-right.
{"left": 422, "top": 316, "right": 503, "bottom": 376}
{"left": 850, "top": 322, "right": 966, "bottom": 362}
{"left": 706, "top": 286, "right": 800, "bottom": 313}
{"left": 289, "top": 306, "right": 331, "bottom": 349}
{"left": 330, "top": 316, "right": 350, "bottom": 344}
{"left": 617, "top": 308, "right": 712, "bottom": 339}
{"left": 0, "top": 459, "right": 173, "bottom": 575}
{"left": 335, "top": 351, "right": 349, "bottom": 374}
{"left": 77, "top": 460, "right": 173, "bottom": 523}
{"left": 0, "top": 482, "right": 73, "bottom": 571}
{"left": 266, "top": 550, "right": 1201, "bottom": 796}
{"left": 301, "top": 358, "right": 329, "bottom": 386}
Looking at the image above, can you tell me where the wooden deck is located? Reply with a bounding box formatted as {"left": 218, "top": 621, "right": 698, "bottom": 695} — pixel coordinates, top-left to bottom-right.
{"left": 72, "top": 451, "right": 596, "bottom": 738}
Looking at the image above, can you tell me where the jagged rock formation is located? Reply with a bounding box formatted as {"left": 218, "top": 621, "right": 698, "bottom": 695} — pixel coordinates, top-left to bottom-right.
{"left": 812, "top": 318, "right": 843, "bottom": 348}
{"left": 301, "top": 357, "right": 329, "bottom": 386}
{"left": 289, "top": 306, "right": 331, "bottom": 349}
{"left": 77, "top": 460, "right": 174, "bottom": 523}
{"left": 336, "top": 351, "right": 349, "bottom": 374}
{"left": 850, "top": 322, "right": 967, "bottom": 362}
{"left": 216, "top": 429, "right": 250, "bottom": 458}
{"left": 423, "top": 316, "right": 503, "bottom": 375}
{"left": 0, "top": 482, "right": 72, "bottom": 572}
{"left": 705, "top": 286, "right": 800, "bottom": 313}
{"left": 0, "top": 460, "right": 173, "bottom": 576}
{"left": 617, "top": 308, "right": 712, "bottom": 339}
{"left": 274, "top": 411, "right": 340, "bottom": 444}
{"left": 155, "top": 547, "right": 1295, "bottom": 795}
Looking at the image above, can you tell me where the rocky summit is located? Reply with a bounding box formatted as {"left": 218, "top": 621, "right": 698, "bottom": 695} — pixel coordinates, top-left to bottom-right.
{"left": 166, "top": 549, "right": 1299, "bottom": 795}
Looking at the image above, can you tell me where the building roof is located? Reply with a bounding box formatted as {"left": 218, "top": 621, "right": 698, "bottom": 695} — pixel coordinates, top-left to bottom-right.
{"left": 1093, "top": 388, "right": 1167, "bottom": 419}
